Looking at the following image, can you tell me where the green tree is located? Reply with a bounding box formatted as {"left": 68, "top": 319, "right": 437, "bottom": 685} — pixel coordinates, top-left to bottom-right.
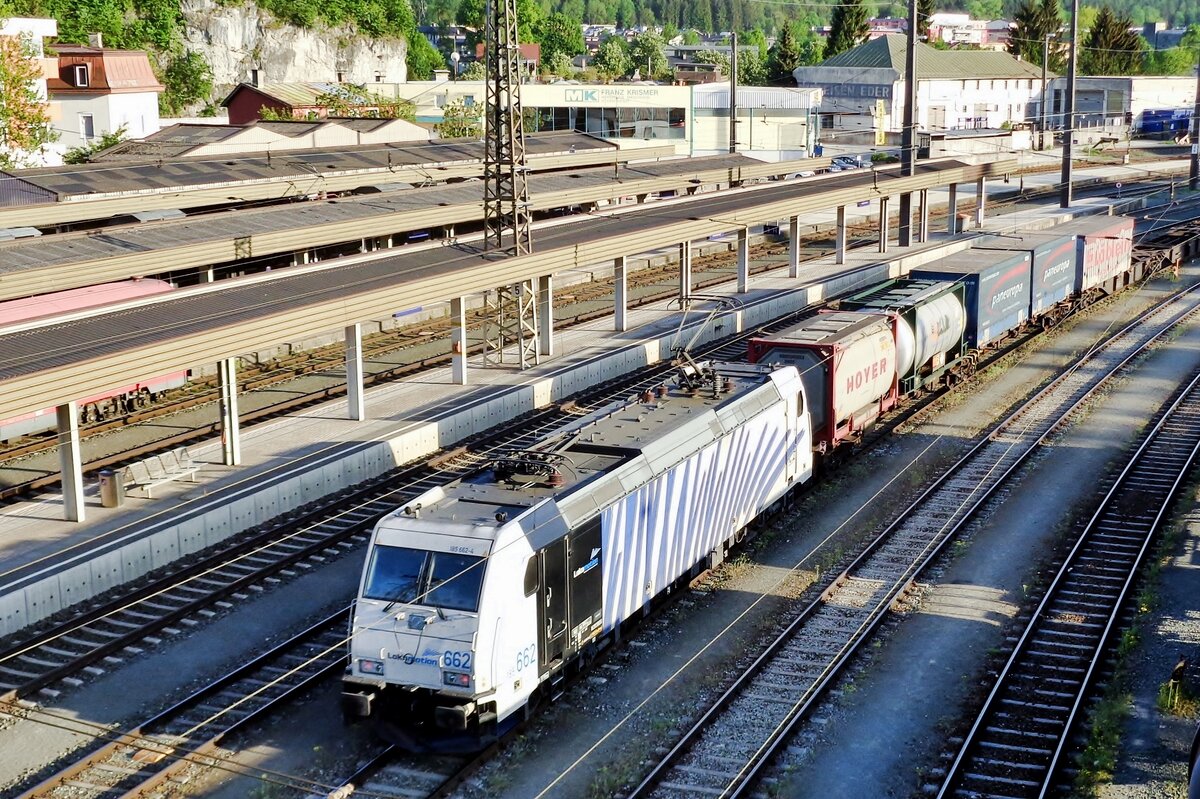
{"left": 1144, "top": 24, "right": 1200, "bottom": 74}
{"left": 917, "top": 0, "right": 935, "bottom": 40}
{"left": 682, "top": 29, "right": 701, "bottom": 45}
{"left": 436, "top": 99, "right": 482, "bottom": 137}
{"left": 407, "top": 31, "right": 446, "bottom": 79}
{"left": 698, "top": 48, "right": 768, "bottom": 85}
{"left": 741, "top": 28, "right": 768, "bottom": 59}
{"left": 0, "top": 33, "right": 57, "bottom": 168}
{"left": 158, "top": 50, "right": 212, "bottom": 116}
{"left": 826, "top": 0, "right": 869, "bottom": 58}
{"left": 629, "top": 29, "right": 669, "bottom": 79}
{"left": 1008, "top": 0, "right": 1064, "bottom": 71}
{"left": 541, "top": 49, "right": 575, "bottom": 76}
{"left": 63, "top": 124, "right": 127, "bottom": 164}
{"left": 459, "top": 60, "right": 487, "bottom": 79}
{"left": 1080, "top": 5, "right": 1145, "bottom": 74}
{"left": 766, "top": 21, "right": 803, "bottom": 84}
{"left": 592, "top": 36, "right": 631, "bottom": 78}
{"left": 535, "top": 11, "right": 585, "bottom": 63}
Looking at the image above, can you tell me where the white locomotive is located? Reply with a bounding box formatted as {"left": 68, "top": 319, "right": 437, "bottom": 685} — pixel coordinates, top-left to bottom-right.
{"left": 342, "top": 361, "right": 814, "bottom": 750}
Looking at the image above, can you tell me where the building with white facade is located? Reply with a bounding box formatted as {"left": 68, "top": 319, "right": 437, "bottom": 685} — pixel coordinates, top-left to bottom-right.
{"left": 384, "top": 79, "right": 823, "bottom": 159}
{"left": 792, "top": 35, "right": 1047, "bottom": 146}
{"left": 48, "top": 44, "right": 164, "bottom": 152}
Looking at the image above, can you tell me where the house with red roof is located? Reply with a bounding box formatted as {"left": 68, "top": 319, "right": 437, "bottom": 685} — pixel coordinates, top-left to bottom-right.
{"left": 48, "top": 42, "right": 164, "bottom": 151}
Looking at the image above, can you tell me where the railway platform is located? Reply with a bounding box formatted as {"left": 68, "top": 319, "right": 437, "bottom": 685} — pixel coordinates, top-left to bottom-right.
{"left": 0, "top": 161, "right": 1182, "bottom": 637}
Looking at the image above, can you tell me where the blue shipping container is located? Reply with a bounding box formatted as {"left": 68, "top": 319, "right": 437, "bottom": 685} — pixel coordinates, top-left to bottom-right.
{"left": 911, "top": 248, "right": 1033, "bottom": 348}
{"left": 973, "top": 232, "right": 1076, "bottom": 317}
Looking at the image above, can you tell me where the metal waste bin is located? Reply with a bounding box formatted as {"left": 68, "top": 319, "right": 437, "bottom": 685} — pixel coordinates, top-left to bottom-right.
{"left": 99, "top": 469, "right": 125, "bottom": 508}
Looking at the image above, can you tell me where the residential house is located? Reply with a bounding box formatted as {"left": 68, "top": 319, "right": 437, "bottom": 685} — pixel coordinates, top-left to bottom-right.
{"left": 0, "top": 17, "right": 59, "bottom": 165}
{"left": 48, "top": 43, "right": 163, "bottom": 152}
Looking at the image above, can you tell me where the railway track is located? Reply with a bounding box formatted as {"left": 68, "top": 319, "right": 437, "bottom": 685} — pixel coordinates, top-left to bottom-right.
{"left": 11, "top": 615, "right": 351, "bottom": 799}
{"left": 935, "top": 368, "right": 1200, "bottom": 798}
{"left": 624, "top": 282, "right": 1200, "bottom": 799}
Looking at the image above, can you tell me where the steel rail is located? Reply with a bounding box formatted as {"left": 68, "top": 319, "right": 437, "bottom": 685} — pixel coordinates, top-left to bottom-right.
{"left": 8, "top": 613, "right": 351, "bottom": 799}
{"left": 627, "top": 280, "right": 1200, "bottom": 799}
{"left": 936, "top": 368, "right": 1200, "bottom": 799}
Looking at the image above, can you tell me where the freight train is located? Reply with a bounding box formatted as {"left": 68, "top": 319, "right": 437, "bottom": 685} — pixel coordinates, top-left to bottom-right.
{"left": 749, "top": 214, "right": 1135, "bottom": 454}
{"left": 342, "top": 214, "right": 1141, "bottom": 752}
{"left": 0, "top": 279, "right": 187, "bottom": 442}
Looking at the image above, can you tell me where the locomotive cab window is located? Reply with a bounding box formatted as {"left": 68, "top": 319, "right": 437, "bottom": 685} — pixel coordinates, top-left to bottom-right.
{"left": 363, "top": 545, "right": 485, "bottom": 612}
{"left": 795, "top": 392, "right": 804, "bottom": 415}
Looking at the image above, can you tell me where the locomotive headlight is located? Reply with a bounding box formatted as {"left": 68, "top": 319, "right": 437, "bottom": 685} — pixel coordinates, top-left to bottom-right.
{"left": 443, "top": 670, "right": 471, "bottom": 687}
{"left": 359, "top": 658, "right": 385, "bottom": 675}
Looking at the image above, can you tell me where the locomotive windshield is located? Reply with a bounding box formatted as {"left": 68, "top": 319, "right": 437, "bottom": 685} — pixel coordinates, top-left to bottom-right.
{"left": 363, "top": 545, "right": 485, "bottom": 612}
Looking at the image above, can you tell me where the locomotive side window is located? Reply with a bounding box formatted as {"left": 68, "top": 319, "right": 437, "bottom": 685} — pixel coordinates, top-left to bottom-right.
{"left": 795, "top": 391, "right": 804, "bottom": 415}
{"left": 363, "top": 545, "right": 485, "bottom": 612}
{"left": 524, "top": 556, "right": 538, "bottom": 597}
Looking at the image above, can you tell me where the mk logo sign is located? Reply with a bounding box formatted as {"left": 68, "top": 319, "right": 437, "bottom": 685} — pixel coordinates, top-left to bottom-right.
{"left": 564, "top": 89, "right": 598, "bottom": 102}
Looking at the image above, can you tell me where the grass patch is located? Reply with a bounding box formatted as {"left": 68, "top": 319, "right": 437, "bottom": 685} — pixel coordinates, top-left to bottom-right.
{"left": 1074, "top": 691, "right": 1133, "bottom": 793}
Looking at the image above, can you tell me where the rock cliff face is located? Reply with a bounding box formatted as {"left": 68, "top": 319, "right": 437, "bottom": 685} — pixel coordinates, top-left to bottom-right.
{"left": 180, "top": 0, "right": 408, "bottom": 97}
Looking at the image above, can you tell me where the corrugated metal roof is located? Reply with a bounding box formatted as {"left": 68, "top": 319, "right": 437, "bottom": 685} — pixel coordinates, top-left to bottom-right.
{"left": 0, "top": 131, "right": 616, "bottom": 203}
{"left": 0, "top": 153, "right": 762, "bottom": 275}
{"left": 820, "top": 35, "right": 1048, "bottom": 80}
{"left": 245, "top": 82, "right": 347, "bottom": 108}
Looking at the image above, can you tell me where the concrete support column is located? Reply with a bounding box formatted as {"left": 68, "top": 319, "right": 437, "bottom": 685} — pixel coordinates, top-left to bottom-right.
{"left": 56, "top": 402, "right": 84, "bottom": 522}
{"left": 878, "top": 197, "right": 890, "bottom": 254}
{"left": 788, "top": 216, "right": 801, "bottom": 278}
{"left": 736, "top": 227, "right": 749, "bottom": 293}
{"left": 836, "top": 206, "right": 847, "bottom": 265}
{"left": 614, "top": 256, "right": 629, "bottom": 332}
{"left": 218, "top": 357, "right": 241, "bottom": 466}
{"left": 451, "top": 297, "right": 468, "bottom": 385}
{"left": 898, "top": 192, "right": 913, "bottom": 247}
{"left": 947, "top": 183, "right": 959, "bottom": 234}
{"left": 345, "top": 323, "right": 365, "bottom": 421}
{"left": 537, "top": 274, "right": 554, "bottom": 357}
{"left": 975, "top": 177, "right": 986, "bottom": 227}
{"left": 679, "top": 241, "right": 692, "bottom": 298}
{"left": 918, "top": 189, "right": 930, "bottom": 243}
{"left": 203, "top": 267, "right": 216, "bottom": 283}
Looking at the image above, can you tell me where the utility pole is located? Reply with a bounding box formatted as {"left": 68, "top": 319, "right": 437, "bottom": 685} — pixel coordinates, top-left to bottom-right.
{"left": 1191, "top": 45, "right": 1199, "bottom": 190}
{"left": 898, "top": 0, "right": 917, "bottom": 246}
{"left": 729, "top": 32, "right": 738, "bottom": 153}
{"left": 1039, "top": 33, "right": 1050, "bottom": 151}
{"left": 1060, "top": 0, "right": 1078, "bottom": 208}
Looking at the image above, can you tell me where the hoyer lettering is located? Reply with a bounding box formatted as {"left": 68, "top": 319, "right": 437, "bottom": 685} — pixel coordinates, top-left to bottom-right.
{"left": 846, "top": 358, "right": 889, "bottom": 393}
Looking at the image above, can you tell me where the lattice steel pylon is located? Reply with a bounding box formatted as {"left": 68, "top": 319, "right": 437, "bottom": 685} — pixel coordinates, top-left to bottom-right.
{"left": 483, "top": 0, "right": 531, "bottom": 256}
{"left": 481, "top": 0, "right": 538, "bottom": 367}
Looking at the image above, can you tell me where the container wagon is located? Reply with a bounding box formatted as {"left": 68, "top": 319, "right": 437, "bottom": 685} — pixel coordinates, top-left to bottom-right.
{"left": 910, "top": 248, "right": 1033, "bottom": 349}
{"left": 972, "top": 231, "right": 1077, "bottom": 326}
{"left": 1073, "top": 215, "right": 1135, "bottom": 296}
{"left": 747, "top": 312, "right": 898, "bottom": 454}
{"left": 838, "top": 279, "right": 967, "bottom": 393}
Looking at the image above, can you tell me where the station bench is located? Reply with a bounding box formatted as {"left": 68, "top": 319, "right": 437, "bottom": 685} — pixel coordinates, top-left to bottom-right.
{"left": 123, "top": 447, "right": 200, "bottom": 497}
